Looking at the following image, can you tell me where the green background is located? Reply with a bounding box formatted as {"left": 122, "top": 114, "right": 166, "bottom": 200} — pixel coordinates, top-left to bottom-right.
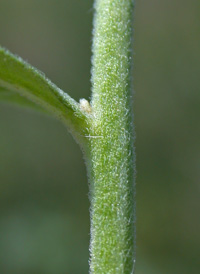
{"left": 0, "top": 0, "right": 199, "bottom": 273}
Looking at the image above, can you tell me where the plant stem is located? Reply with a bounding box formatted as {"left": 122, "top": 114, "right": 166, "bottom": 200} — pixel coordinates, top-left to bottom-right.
{"left": 86, "top": 0, "right": 136, "bottom": 273}
{"left": 0, "top": 0, "right": 136, "bottom": 272}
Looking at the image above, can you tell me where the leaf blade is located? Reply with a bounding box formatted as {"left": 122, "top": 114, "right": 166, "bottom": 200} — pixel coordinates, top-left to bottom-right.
{"left": 0, "top": 47, "right": 89, "bottom": 141}
{"left": 0, "top": 86, "right": 48, "bottom": 113}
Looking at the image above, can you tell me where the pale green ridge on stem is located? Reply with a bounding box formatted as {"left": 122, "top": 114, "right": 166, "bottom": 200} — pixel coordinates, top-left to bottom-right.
{"left": 88, "top": 0, "right": 135, "bottom": 273}
{"left": 0, "top": 47, "right": 90, "bottom": 145}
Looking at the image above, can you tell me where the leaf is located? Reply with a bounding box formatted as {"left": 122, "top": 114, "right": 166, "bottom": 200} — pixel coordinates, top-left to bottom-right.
{"left": 0, "top": 86, "right": 48, "bottom": 113}
{"left": 0, "top": 47, "right": 89, "bottom": 140}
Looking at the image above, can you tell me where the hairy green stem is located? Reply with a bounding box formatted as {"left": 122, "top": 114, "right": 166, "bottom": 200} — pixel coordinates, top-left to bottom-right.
{"left": 0, "top": 0, "right": 136, "bottom": 272}
{"left": 86, "top": 0, "right": 136, "bottom": 273}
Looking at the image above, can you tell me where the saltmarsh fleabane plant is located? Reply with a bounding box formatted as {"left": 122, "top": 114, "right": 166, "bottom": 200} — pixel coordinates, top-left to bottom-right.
{"left": 0, "top": 0, "right": 135, "bottom": 273}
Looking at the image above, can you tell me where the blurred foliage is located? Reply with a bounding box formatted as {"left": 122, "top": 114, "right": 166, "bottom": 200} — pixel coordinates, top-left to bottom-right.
{"left": 0, "top": 0, "right": 199, "bottom": 273}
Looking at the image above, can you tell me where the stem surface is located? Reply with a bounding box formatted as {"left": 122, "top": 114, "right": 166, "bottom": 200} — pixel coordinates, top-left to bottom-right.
{"left": 87, "top": 0, "right": 136, "bottom": 273}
